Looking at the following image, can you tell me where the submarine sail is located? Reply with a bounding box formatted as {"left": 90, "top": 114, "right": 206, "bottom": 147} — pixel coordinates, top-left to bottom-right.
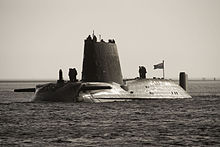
{"left": 82, "top": 35, "right": 123, "bottom": 85}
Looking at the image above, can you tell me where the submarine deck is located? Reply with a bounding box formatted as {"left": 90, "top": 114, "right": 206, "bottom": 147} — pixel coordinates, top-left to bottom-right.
{"left": 125, "top": 78, "right": 191, "bottom": 99}
{"left": 32, "top": 78, "right": 191, "bottom": 102}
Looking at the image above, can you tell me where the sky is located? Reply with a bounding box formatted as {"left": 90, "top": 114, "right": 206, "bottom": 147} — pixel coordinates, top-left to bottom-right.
{"left": 0, "top": 0, "right": 219, "bottom": 80}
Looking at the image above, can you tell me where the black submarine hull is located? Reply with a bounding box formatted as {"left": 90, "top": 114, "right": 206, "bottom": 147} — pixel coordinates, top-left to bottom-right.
{"left": 32, "top": 79, "right": 191, "bottom": 102}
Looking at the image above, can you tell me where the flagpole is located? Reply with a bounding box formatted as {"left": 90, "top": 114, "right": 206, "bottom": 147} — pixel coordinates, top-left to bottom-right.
{"left": 163, "top": 60, "right": 165, "bottom": 79}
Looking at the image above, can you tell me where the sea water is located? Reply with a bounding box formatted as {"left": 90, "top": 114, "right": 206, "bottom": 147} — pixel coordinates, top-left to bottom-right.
{"left": 0, "top": 81, "right": 219, "bottom": 146}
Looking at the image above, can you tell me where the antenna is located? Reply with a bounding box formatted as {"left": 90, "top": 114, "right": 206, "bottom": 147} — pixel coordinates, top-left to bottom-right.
{"left": 99, "top": 34, "right": 101, "bottom": 41}
{"left": 92, "top": 30, "right": 94, "bottom": 37}
{"left": 163, "top": 60, "right": 165, "bottom": 79}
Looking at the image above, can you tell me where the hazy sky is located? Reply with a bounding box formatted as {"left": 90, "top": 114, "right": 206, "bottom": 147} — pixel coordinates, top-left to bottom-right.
{"left": 0, "top": 0, "right": 219, "bottom": 80}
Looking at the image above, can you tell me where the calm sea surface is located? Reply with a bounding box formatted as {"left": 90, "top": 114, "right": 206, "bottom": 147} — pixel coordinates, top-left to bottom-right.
{"left": 0, "top": 81, "right": 219, "bottom": 146}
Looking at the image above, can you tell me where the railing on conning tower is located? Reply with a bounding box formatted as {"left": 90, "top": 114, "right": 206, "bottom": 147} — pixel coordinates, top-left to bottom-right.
{"left": 82, "top": 34, "right": 123, "bottom": 85}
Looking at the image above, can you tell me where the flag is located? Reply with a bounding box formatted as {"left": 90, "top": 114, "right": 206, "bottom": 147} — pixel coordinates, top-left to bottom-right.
{"left": 154, "top": 61, "right": 164, "bottom": 69}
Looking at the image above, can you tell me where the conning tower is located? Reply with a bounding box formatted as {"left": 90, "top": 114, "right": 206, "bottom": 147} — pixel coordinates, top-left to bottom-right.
{"left": 82, "top": 35, "right": 123, "bottom": 85}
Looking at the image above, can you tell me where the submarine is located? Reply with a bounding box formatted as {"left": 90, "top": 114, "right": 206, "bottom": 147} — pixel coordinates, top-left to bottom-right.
{"left": 15, "top": 34, "right": 191, "bottom": 102}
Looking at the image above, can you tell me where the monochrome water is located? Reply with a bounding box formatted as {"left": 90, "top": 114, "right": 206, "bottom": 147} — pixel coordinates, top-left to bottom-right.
{"left": 0, "top": 80, "right": 219, "bottom": 146}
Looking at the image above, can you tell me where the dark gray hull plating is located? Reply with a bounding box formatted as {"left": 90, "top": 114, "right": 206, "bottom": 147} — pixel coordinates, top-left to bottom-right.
{"left": 33, "top": 79, "right": 191, "bottom": 102}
